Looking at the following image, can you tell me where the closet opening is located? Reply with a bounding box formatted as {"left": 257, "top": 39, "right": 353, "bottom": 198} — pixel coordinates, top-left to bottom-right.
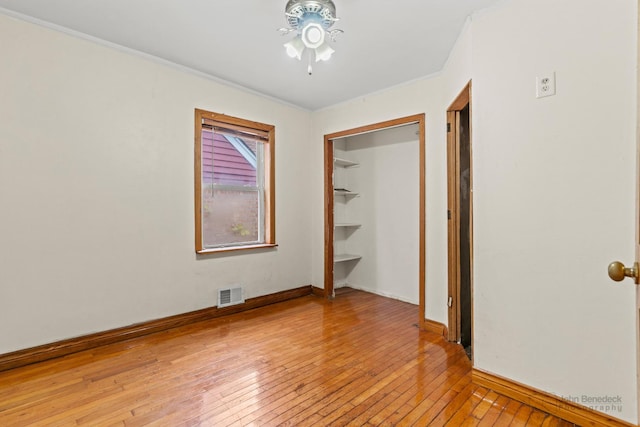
{"left": 323, "top": 114, "right": 426, "bottom": 327}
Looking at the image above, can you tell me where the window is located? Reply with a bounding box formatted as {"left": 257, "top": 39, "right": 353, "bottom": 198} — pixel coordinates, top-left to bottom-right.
{"left": 195, "top": 109, "right": 275, "bottom": 253}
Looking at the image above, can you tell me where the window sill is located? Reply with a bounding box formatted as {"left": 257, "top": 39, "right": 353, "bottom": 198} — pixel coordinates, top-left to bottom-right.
{"left": 197, "top": 243, "right": 278, "bottom": 255}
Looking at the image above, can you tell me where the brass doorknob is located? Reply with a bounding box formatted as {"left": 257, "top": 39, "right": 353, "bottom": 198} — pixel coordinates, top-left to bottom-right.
{"left": 608, "top": 261, "right": 640, "bottom": 283}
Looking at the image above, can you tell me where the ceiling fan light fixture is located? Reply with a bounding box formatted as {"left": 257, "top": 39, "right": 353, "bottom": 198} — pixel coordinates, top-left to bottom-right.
{"left": 280, "top": 0, "right": 342, "bottom": 72}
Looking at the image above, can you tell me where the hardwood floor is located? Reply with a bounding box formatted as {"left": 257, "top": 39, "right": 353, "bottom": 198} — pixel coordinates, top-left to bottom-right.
{"left": 0, "top": 288, "right": 575, "bottom": 426}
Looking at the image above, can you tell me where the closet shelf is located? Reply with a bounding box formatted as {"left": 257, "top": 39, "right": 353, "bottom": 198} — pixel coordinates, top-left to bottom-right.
{"left": 334, "top": 189, "right": 359, "bottom": 197}
{"left": 334, "top": 253, "right": 362, "bottom": 263}
{"left": 334, "top": 157, "right": 359, "bottom": 168}
{"left": 335, "top": 223, "right": 361, "bottom": 228}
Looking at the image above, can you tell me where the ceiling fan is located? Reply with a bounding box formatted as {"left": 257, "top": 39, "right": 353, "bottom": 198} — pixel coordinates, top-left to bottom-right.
{"left": 278, "top": 0, "right": 343, "bottom": 75}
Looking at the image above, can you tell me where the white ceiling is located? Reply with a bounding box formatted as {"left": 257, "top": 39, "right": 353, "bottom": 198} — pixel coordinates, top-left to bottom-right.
{"left": 0, "top": 0, "right": 502, "bottom": 110}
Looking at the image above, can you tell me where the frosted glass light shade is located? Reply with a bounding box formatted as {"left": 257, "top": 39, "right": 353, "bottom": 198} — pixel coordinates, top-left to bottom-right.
{"left": 314, "top": 42, "right": 335, "bottom": 62}
{"left": 284, "top": 36, "right": 305, "bottom": 60}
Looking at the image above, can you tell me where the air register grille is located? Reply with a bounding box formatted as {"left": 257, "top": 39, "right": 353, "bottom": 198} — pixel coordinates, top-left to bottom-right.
{"left": 218, "top": 287, "right": 244, "bottom": 308}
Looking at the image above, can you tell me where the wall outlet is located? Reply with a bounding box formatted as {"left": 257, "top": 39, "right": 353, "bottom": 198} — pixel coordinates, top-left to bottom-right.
{"left": 536, "top": 72, "right": 556, "bottom": 98}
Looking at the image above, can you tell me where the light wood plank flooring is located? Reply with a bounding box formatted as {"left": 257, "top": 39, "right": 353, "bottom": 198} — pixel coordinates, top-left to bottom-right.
{"left": 0, "top": 288, "right": 575, "bottom": 426}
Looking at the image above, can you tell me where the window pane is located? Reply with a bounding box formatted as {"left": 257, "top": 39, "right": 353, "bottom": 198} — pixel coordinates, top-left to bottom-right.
{"left": 195, "top": 109, "right": 274, "bottom": 253}
{"left": 202, "top": 130, "right": 257, "bottom": 187}
{"left": 201, "top": 187, "right": 261, "bottom": 247}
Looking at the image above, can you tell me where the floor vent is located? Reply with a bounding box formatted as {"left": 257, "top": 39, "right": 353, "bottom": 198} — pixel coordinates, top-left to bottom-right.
{"left": 218, "top": 287, "right": 244, "bottom": 308}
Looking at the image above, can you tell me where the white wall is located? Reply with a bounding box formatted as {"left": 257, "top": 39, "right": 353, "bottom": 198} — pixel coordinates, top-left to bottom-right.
{"left": 472, "top": 0, "right": 637, "bottom": 422}
{"left": 312, "top": 0, "right": 638, "bottom": 423}
{"left": 339, "top": 125, "right": 420, "bottom": 303}
{"left": 311, "top": 78, "right": 450, "bottom": 319}
{"left": 0, "top": 14, "right": 314, "bottom": 354}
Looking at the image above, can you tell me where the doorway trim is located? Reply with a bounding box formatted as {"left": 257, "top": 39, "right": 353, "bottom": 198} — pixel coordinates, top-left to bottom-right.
{"left": 323, "top": 114, "right": 426, "bottom": 327}
{"left": 446, "top": 81, "right": 474, "bottom": 345}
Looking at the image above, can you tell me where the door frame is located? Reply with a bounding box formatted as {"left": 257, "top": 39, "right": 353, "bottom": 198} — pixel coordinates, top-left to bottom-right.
{"left": 636, "top": 3, "right": 640, "bottom": 419}
{"left": 446, "top": 81, "right": 474, "bottom": 345}
{"left": 323, "top": 114, "right": 426, "bottom": 327}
